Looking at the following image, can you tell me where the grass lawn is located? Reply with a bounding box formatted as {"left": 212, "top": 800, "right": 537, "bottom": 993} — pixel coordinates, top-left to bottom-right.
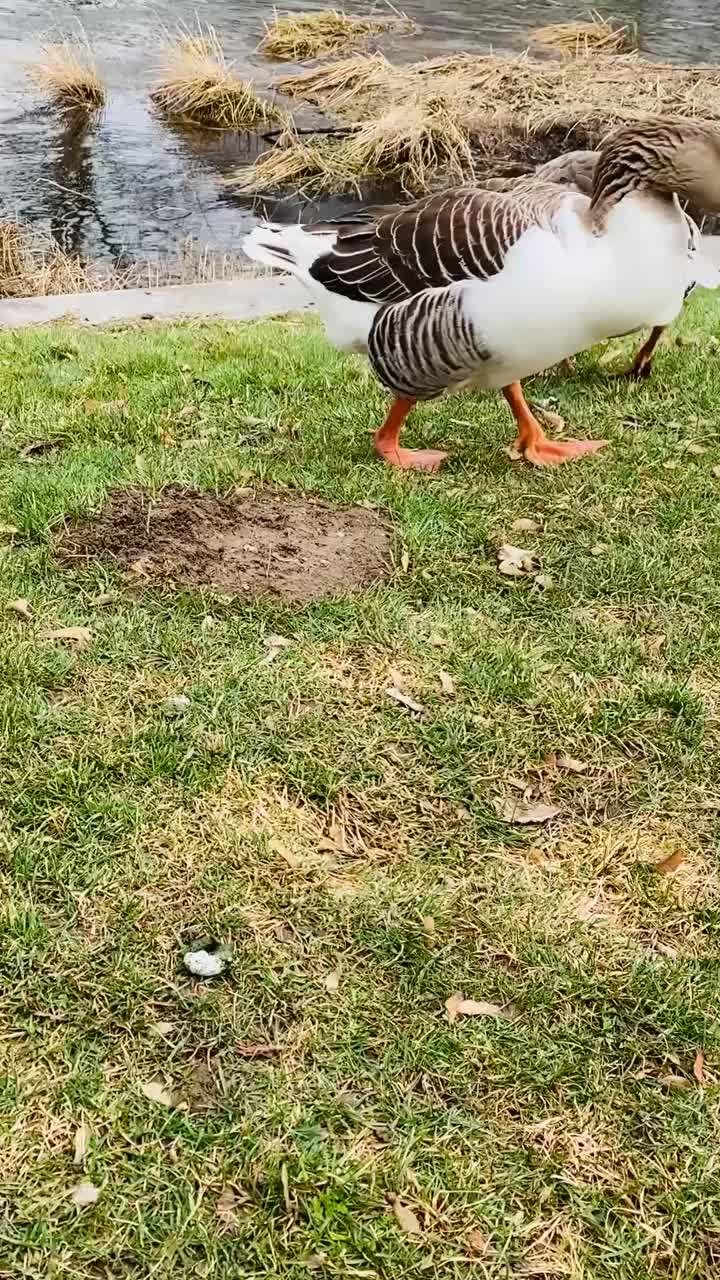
{"left": 2, "top": 295, "right": 720, "bottom": 1280}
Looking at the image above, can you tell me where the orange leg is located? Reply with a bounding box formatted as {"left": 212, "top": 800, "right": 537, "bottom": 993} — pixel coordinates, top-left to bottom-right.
{"left": 628, "top": 325, "right": 665, "bottom": 380}
{"left": 502, "top": 382, "right": 607, "bottom": 466}
{"left": 373, "top": 397, "right": 448, "bottom": 472}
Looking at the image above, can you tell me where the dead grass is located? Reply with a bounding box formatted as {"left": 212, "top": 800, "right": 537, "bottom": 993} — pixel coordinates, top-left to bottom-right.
{"left": 25, "top": 36, "right": 106, "bottom": 111}
{"left": 266, "top": 49, "right": 720, "bottom": 192}
{"left": 0, "top": 223, "right": 266, "bottom": 299}
{"left": 152, "top": 23, "right": 282, "bottom": 128}
{"left": 259, "top": 7, "right": 416, "bottom": 61}
{"left": 233, "top": 89, "right": 475, "bottom": 195}
{"left": 530, "top": 11, "right": 636, "bottom": 58}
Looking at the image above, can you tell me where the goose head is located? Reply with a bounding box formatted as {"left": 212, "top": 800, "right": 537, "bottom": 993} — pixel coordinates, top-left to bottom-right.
{"left": 590, "top": 118, "right": 720, "bottom": 230}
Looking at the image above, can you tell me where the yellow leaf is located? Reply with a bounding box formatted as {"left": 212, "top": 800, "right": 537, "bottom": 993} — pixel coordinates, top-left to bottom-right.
{"left": 73, "top": 1122, "right": 91, "bottom": 1168}
{"left": 324, "top": 967, "right": 341, "bottom": 993}
{"left": 493, "top": 797, "right": 560, "bottom": 825}
{"left": 653, "top": 849, "right": 685, "bottom": 876}
{"left": 7, "top": 598, "right": 32, "bottom": 620}
{"left": 42, "top": 626, "right": 93, "bottom": 647}
{"left": 438, "top": 670, "right": 455, "bottom": 696}
{"left": 392, "top": 1199, "right": 422, "bottom": 1235}
{"left": 139, "top": 1080, "right": 175, "bottom": 1107}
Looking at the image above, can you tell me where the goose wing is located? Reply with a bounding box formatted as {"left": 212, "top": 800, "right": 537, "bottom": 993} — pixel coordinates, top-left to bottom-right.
{"left": 309, "top": 185, "right": 568, "bottom": 304}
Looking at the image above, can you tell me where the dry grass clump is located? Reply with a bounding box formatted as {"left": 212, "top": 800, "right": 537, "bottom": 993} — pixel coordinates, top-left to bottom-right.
{"left": 0, "top": 222, "right": 110, "bottom": 299}
{"left": 25, "top": 37, "right": 105, "bottom": 111}
{"left": 530, "top": 11, "right": 636, "bottom": 58}
{"left": 259, "top": 7, "right": 416, "bottom": 61}
{"left": 277, "top": 50, "right": 720, "bottom": 134}
{"left": 152, "top": 24, "right": 282, "bottom": 128}
{"left": 233, "top": 90, "right": 475, "bottom": 196}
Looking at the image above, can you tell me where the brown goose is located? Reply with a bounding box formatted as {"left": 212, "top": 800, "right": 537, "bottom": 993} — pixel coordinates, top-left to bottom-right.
{"left": 244, "top": 118, "right": 720, "bottom": 470}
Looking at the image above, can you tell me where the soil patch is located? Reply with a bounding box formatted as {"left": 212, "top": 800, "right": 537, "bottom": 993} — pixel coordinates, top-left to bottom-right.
{"left": 60, "top": 487, "right": 391, "bottom": 603}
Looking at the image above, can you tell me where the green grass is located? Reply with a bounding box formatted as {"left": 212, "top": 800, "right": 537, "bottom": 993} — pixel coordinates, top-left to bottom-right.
{"left": 2, "top": 297, "right": 720, "bottom": 1279}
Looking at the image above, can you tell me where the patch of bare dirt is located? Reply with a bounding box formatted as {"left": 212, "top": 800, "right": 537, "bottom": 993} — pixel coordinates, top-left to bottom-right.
{"left": 60, "top": 487, "right": 391, "bottom": 603}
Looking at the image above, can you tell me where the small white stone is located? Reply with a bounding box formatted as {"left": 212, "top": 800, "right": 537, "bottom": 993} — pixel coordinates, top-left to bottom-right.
{"left": 183, "top": 948, "right": 226, "bottom": 978}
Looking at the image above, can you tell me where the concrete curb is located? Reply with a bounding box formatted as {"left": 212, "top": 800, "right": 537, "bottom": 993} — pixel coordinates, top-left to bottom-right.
{"left": 0, "top": 276, "right": 313, "bottom": 329}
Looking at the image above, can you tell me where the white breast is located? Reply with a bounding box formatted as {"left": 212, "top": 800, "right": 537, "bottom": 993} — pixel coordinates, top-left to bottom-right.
{"left": 463, "top": 193, "right": 695, "bottom": 388}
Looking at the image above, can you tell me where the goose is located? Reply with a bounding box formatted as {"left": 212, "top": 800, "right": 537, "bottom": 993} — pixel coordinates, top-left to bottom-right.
{"left": 492, "top": 147, "right": 706, "bottom": 380}
{"left": 243, "top": 118, "right": 720, "bottom": 470}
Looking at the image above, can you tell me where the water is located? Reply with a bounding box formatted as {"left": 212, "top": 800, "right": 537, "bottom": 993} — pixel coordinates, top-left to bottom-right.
{"left": 0, "top": 0, "right": 718, "bottom": 271}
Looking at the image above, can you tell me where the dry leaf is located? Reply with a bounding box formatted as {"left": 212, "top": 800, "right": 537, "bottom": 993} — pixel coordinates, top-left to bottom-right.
{"left": 20, "top": 438, "right": 61, "bottom": 459}
{"left": 555, "top": 753, "right": 588, "bottom": 774}
{"left": 324, "top": 967, "right": 341, "bottom": 993}
{"left": 658, "top": 1073, "right": 692, "bottom": 1090}
{"left": 653, "top": 849, "right": 685, "bottom": 876}
{"left": 422, "top": 915, "right": 436, "bottom": 943}
{"left": 467, "top": 1228, "right": 489, "bottom": 1256}
{"left": 216, "top": 1185, "right": 247, "bottom": 1233}
{"left": 84, "top": 398, "right": 127, "bottom": 417}
{"left": 504, "top": 443, "right": 523, "bottom": 461}
{"left": 511, "top": 517, "right": 542, "bottom": 534}
{"left": 590, "top": 543, "right": 608, "bottom": 556}
{"left": 447, "top": 993, "right": 515, "bottom": 1021}
{"left": 7, "top": 597, "right": 32, "bottom": 619}
{"left": 598, "top": 344, "right": 624, "bottom": 367}
{"left": 385, "top": 686, "right": 425, "bottom": 714}
{"left": 534, "top": 406, "right": 566, "bottom": 431}
{"left": 400, "top": 549, "right": 410, "bottom": 572}
{"left": 392, "top": 1199, "right": 422, "bottom": 1235}
{"left": 150, "top": 1020, "right": 175, "bottom": 1037}
{"left": 493, "top": 797, "right": 560, "bottom": 825}
{"left": 158, "top": 429, "right": 176, "bottom": 447}
{"left": 438, "top": 670, "right": 455, "bottom": 696}
{"left": 71, "top": 1181, "right": 99, "bottom": 1207}
{"left": 73, "top": 1122, "right": 91, "bottom": 1167}
{"left": 686, "top": 442, "right": 707, "bottom": 455}
{"left": 428, "top": 631, "right": 446, "bottom": 647}
{"left": 42, "top": 626, "right": 93, "bottom": 647}
{"left": 260, "top": 634, "right": 292, "bottom": 665}
{"left": 693, "top": 1049, "right": 706, "bottom": 1085}
{"left": 712, "top": 465, "right": 720, "bottom": 479}
{"left": 269, "top": 836, "right": 302, "bottom": 869}
{"left": 496, "top": 544, "right": 539, "bottom": 578}
{"left": 0, "top": 524, "right": 18, "bottom": 536}
{"left": 236, "top": 1043, "right": 283, "bottom": 1059}
{"left": 89, "top": 592, "right": 115, "bottom": 607}
{"left": 139, "top": 1080, "right": 174, "bottom": 1107}
{"left": 532, "top": 573, "right": 552, "bottom": 591}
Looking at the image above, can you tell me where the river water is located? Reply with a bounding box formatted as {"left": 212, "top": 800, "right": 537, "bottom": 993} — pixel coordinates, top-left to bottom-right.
{"left": 0, "top": 0, "right": 717, "bottom": 271}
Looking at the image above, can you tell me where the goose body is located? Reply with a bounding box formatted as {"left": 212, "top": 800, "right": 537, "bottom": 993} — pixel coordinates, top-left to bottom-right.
{"left": 243, "top": 119, "right": 720, "bottom": 468}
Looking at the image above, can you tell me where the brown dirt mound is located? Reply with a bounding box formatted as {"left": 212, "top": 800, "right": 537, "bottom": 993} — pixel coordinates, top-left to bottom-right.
{"left": 61, "top": 488, "right": 391, "bottom": 603}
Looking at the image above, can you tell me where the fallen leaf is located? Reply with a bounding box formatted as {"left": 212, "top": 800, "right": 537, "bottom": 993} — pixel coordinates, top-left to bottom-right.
{"left": 590, "top": 543, "right": 608, "bottom": 556}
{"left": 493, "top": 797, "right": 560, "bottom": 825}
{"left": 534, "top": 405, "right": 566, "bottom": 431}
{"left": 7, "top": 597, "right": 32, "bottom": 620}
{"left": 71, "top": 1181, "right": 99, "bottom": 1207}
{"left": 438, "top": 670, "right": 455, "bottom": 696}
{"left": 158, "top": 429, "right": 175, "bottom": 447}
{"left": 270, "top": 837, "right": 302, "bottom": 869}
{"left": 658, "top": 1073, "right": 692, "bottom": 1090}
{"left": 447, "top": 992, "right": 515, "bottom": 1021}
{"left": 467, "top": 1228, "right": 489, "bottom": 1256}
{"left": 392, "top": 1199, "right": 422, "bottom": 1235}
{"left": 663, "top": 460, "right": 680, "bottom": 471}
{"left": 422, "top": 915, "right": 436, "bottom": 943}
{"left": 712, "top": 465, "right": 720, "bottom": 479}
{"left": 598, "top": 344, "right": 625, "bottom": 367}
{"left": 162, "top": 694, "right": 191, "bottom": 715}
{"left": 385, "top": 686, "right": 425, "bottom": 714}
{"left": 693, "top": 1049, "right": 706, "bottom": 1085}
{"left": 20, "top": 439, "right": 61, "bottom": 459}
{"left": 73, "top": 1122, "right": 91, "bottom": 1167}
{"left": 139, "top": 1080, "right": 175, "bottom": 1107}
{"left": 83, "top": 398, "right": 127, "bottom": 417}
{"left": 89, "top": 592, "right": 115, "bottom": 607}
{"left": 428, "top": 631, "right": 446, "bottom": 647}
{"left": 686, "top": 442, "right": 707, "bottom": 455}
{"left": 511, "top": 517, "right": 542, "bottom": 534}
{"left": 260, "top": 634, "right": 292, "bottom": 665}
{"left": 655, "top": 941, "right": 679, "bottom": 959}
{"left": 504, "top": 443, "right": 523, "bottom": 461}
{"left": 496, "top": 544, "right": 539, "bottom": 578}
{"left": 532, "top": 573, "right": 552, "bottom": 591}
{"left": 236, "top": 1042, "right": 284, "bottom": 1059}
{"left": 555, "top": 753, "right": 588, "bottom": 774}
{"left": 400, "top": 549, "right": 410, "bottom": 572}
{"left": 653, "top": 849, "right": 685, "bottom": 876}
{"left": 42, "top": 626, "right": 93, "bottom": 647}
{"left": 150, "top": 1020, "right": 175, "bottom": 1037}
{"left": 324, "top": 967, "right": 341, "bottom": 993}
{"left": 215, "top": 1185, "right": 247, "bottom": 1233}
{"left": 0, "top": 524, "right": 18, "bottom": 536}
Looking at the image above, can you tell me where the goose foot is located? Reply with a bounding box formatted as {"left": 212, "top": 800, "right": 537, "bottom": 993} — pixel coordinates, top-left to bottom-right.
{"left": 374, "top": 396, "right": 447, "bottom": 471}
{"left": 626, "top": 325, "right": 666, "bottom": 380}
{"left": 503, "top": 381, "right": 607, "bottom": 467}
{"left": 519, "top": 436, "right": 608, "bottom": 466}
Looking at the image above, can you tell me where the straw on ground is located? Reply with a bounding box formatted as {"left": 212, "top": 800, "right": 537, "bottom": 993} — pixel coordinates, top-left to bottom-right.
{"left": 25, "top": 36, "right": 105, "bottom": 110}
{"left": 260, "top": 7, "right": 416, "bottom": 61}
{"left": 530, "top": 11, "right": 636, "bottom": 58}
{"left": 152, "top": 23, "right": 282, "bottom": 128}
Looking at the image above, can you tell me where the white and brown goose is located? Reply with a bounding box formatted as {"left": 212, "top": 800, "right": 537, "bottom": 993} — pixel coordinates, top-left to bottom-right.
{"left": 243, "top": 118, "right": 720, "bottom": 470}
